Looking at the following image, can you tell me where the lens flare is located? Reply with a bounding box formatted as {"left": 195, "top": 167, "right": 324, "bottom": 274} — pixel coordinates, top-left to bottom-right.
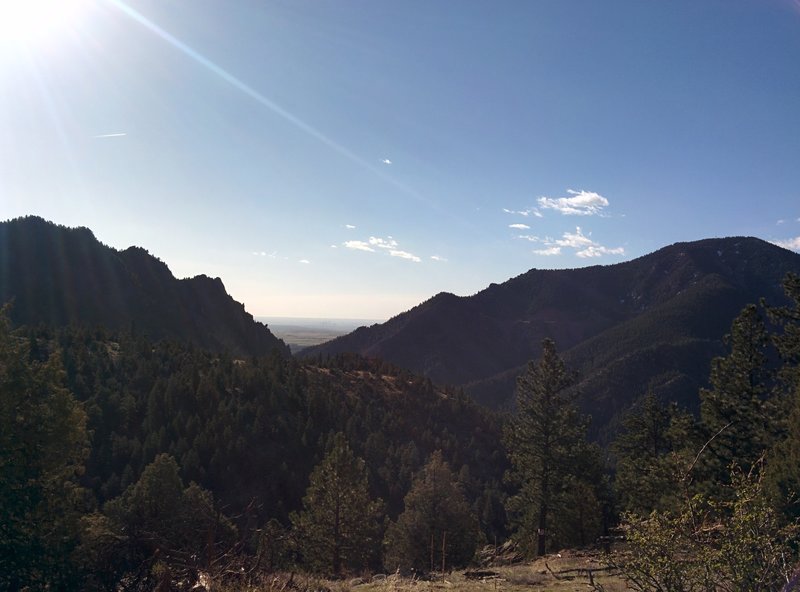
{"left": 0, "top": 0, "right": 87, "bottom": 48}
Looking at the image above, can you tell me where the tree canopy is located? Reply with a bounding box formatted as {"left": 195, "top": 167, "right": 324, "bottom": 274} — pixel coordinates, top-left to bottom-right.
{"left": 292, "top": 433, "right": 384, "bottom": 575}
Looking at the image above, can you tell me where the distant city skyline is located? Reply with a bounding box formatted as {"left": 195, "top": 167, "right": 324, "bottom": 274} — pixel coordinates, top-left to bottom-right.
{"left": 3, "top": 0, "right": 799, "bottom": 319}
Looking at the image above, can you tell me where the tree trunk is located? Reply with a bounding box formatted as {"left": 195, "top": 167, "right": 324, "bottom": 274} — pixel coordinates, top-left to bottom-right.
{"left": 537, "top": 503, "right": 547, "bottom": 556}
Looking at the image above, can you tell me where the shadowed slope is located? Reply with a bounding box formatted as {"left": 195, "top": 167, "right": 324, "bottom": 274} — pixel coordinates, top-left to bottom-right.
{"left": 0, "top": 216, "right": 288, "bottom": 356}
{"left": 303, "top": 237, "right": 800, "bottom": 420}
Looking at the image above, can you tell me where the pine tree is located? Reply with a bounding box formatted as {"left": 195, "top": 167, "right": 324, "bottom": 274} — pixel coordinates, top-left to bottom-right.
{"left": 613, "top": 392, "right": 698, "bottom": 515}
{"left": 291, "top": 433, "right": 383, "bottom": 575}
{"left": 384, "top": 451, "right": 479, "bottom": 571}
{"left": 765, "top": 272, "right": 800, "bottom": 397}
{"left": 504, "top": 338, "right": 594, "bottom": 556}
{"left": 0, "top": 307, "right": 89, "bottom": 589}
{"left": 699, "top": 304, "right": 776, "bottom": 482}
{"left": 83, "top": 453, "right": 236, "bottom": 589}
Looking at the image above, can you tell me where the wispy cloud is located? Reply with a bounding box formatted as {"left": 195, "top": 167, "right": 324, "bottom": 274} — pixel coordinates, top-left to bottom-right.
{"left": 299, "top": 259, "right": 311, "bottom": 264}
{"left": 344, "top": 240, "right": 375, "bottom": 252}
{"left": 342, "top": 235, "right": 421, "bottom": 263}
{"left": 553, "top": 227, "right": 596, "bottom": 249}
{"left": 777, "top": 219, "right": 786, "bottom": 225}
{"left": 503, "top": 207, "right": 542, "bottom": 218}
{"left": 345, "top": 224, "right": 356, "bottom": 229}
{"left": 509, "top": 223, "right": 531, "bottom": 230}
{"left": 252, "top": 250, "right": 282, "bottom": 259}
{"left": 369, "top": 236, "right": 399, "bottom": 249}
{"left": 517, "top": 234, "right": 540, "bottom": 242}
{"left": 430, "top": 255, "right": 448, "bottom": 262}
{"left": 525, "top": 226, "right": 624, "bottom": 259}
{"left": 381, "top": 158, "right": 392, "bottom": 165}
{"left": 93, "top": 132, "right": 127, "bottom": 138}
{"left": 390, "top": 250, "right": 421, "bottom": 263}
{"left": 533, "top": 246, "right": 561, "bottom": 256}
{"left": 575, "top": 244, "right": 625, "bottom": 258}
{"left": 538, "top": 189, "right": 610, "bottom": 216}
{"left": 772, "top": 237, "right": 800, "bottom": 251}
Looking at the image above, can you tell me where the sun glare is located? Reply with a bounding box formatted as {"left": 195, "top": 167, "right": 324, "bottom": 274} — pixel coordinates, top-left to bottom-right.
{"left": 0, "top": 0, "right": 87, "bottom": 49}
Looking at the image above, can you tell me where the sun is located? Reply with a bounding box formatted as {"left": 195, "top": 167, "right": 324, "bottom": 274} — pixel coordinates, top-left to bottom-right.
{"left": 0, "top": 0, "right": 88, "bottom": 49}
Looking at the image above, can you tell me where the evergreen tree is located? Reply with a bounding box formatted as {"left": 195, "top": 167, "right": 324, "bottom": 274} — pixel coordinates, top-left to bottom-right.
{"left": 613, "top": 392, "right": 698, "bottom": 515}
{"left": 504, "top": 338, "right": 594, "bottom": 556}
{"left": 765, "top": 272, "right": 800, "bottom": 397}
{"left": 763, "top": 274, "right": 800, "bottom": 519}
{"left": 81, "top": 453, "right": 236, "bottom": 590}
{"left": 384, "top": 451, "right": 479, "bottom": 572}
{"left": 766, "top": 384, "right": 800, "bottom": 521}
{"left": 0, "top": 308, "right": 89, "bottom": 590}
{"left": 291, "top": 433, "right": 383, "bottom": 575}
{"left": 699, "top": 304, "right": 776, "bottom": 482}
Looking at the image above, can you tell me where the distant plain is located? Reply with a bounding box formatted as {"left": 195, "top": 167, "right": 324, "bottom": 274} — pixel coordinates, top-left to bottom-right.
{"left": 258, "top": 317, "right": 382, "bottom": 353}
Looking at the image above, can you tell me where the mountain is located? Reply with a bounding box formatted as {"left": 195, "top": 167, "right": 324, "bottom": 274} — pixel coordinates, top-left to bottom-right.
{"left": 302, "top": 237, "right": 800, "bottom": 428}
{"left": 0, "top": 216, "right": 288, "bottom": 356}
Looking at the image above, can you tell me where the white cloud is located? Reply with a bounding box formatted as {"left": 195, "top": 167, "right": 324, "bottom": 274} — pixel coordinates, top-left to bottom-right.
{"left": 93, "top": 132, "right": 126, "bottom": 138}
{"left": 576, "top": 245, "right": 626, "bottom": 258}
{"left": 773, "top": 237, "right": 800, "bottom": 251}
{"left": 533, "top": 246, "right": 561, "bottom": 256}
{"left": 368, "top": 236, "right": 399, "bottom": 250}
{"left": 503, "top": 207, "right": 542, "bottom": 218}
{"left": 344, "top": 235, "right": 421, "bottom": 262}
{"left": 390, "top": 250, "right": 421, "bottom": 262}
{"left": 777, "top": 219, "right": 786, "bottom": 225}
{"left": 344, "top": 240, "right": 375, "bottom": 252}
{"left": 553, "top": 226, "right": 596, "bottom": 248}
{"left": 381, "top": 158, "right": 392, "bottom": 165}
{"left": 517, "top": 234, "right": 541, "bottom": 242}
{"left": 527, "top": 226, "right": 624, "bottom": 259}
{"left": 345, "top": 224, "right": 356, "bottom": 229}
{"left": 430, "top": 255, "right": 448, "bottom": 262}
{"left": 299, "top": 259, "right": 311, "bottom": 264}
{"left": 509, "top": 223, "right": 530, "bottom": 230}
{"left": 252, "top": 251, "right": 266, "bottom": 256}
{"left": 537, "top": 189, "right": 610, "bottom": 216}
{"left": 330, "top": 244, "right": 338, "bottom": 248}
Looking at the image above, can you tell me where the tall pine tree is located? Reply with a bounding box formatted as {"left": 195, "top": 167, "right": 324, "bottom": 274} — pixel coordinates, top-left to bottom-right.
{"left": 291, "top": 433, "right": 383, "bottom": 575}
{"left": 699, "top": 304, "right": 776, "bottom": 483}
{"left": 505, "top": 338, "right": 595, "bottom": 556}
{"left": 384, "top": 452, "right": 479, "bottom": 571}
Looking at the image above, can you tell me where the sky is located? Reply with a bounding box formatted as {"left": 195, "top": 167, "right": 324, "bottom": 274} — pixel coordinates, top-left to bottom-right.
{"left": 2, "top": 0, "right": 799, "bottom": 320}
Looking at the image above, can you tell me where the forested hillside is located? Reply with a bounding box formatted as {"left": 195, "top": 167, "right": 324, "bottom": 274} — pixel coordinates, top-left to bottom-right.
{"left": 304, "top": 237, "right": 800, "bottom": 426}
{"left": 0, "top": 217, "right": 288, "bottom": 357}
{"left": 5, "top": 270, "right": 800, "bottom": 589}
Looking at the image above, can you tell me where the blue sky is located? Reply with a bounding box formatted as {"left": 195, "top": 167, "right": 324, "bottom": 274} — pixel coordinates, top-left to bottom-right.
{"left": 2, "top": 0, "right": 799, "bottom": 319}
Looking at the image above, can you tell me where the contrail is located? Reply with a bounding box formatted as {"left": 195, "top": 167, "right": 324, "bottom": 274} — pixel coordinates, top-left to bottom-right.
{"left": 93, "top": 132, "right": 127, "bottom": 138}
{"left": 103, "top": 0, "right": 446, "bottom": 215}
{"left": 105, "top": 1, "right": 375, "bottom": 171}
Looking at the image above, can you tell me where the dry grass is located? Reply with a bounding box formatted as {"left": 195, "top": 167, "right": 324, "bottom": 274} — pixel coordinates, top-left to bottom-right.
{"left": 338, "top": 549, "right": 628, "bottom": 592}
{"left": 203, "top": 548, "right": 629, "bottom": 592}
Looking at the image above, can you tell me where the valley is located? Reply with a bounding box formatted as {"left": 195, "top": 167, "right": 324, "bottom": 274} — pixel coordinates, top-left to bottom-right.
{"left": 2, "top": 217, "right": 800, "bottom": 591}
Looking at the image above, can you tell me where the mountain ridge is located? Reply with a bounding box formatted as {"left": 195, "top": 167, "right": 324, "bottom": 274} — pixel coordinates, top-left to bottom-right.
{"left": 302, "top": 236, "right": 800, "bottom": 422}
{"left": 0, "top": 216, "right": 288, "bottom": 357}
